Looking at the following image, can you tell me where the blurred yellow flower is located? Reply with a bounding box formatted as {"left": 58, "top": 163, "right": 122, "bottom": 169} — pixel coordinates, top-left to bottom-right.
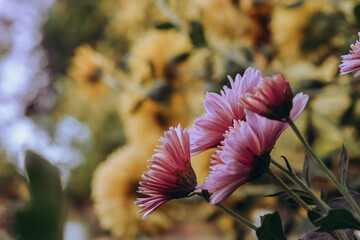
{"left": 271, "top": 1, "right": 333, "bottom": 60}
{"left": 68, "top": 44, "right": 114, "bottom": 99}
{"left": 91, "top": 145, "right": 172, "bottom": 239}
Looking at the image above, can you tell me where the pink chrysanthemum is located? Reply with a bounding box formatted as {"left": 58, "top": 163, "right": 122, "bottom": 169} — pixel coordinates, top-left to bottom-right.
{"left": 190, "top": 67, "right": 262, "bottom": 156}
{"left": 201, "top": 93, "right": 308, "bottom": 205}
{"left": 136, "top": 124, "right": 197, "bottom": 219}
{"left": 239, "top": 74, "right": 294, "bottom": 121}
{"left": 340, "top": 32, "right": 360, "bottom": 77}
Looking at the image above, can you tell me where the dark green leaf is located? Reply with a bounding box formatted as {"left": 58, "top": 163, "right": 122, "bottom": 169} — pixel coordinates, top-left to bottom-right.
{"left": 285, "top": 1, "right": 304, "bottom": 8}
{"left": 320, "top": 190, "right": 325, "bottom": 201}
{"left": 146, "top": 81, "right": 172, "bottom": 103}
{"left": 256, "top": 211, "right": 287, "bottom": 240}
{"left": 189, "top": 21, "right": 207, "bottom": 48}
{"left": 286, "top": 196, "right": 316, "bottom": 206}
{"left": 339, "top": 145, "right": 349, "bottom": 187}
{"left": 302, "top": 153, "right": 310, "bottom": 187}
{"left": 315, "top": 208, "right": 360, "bottom": 232}
{"left": 340, "top": 102, "right": 355, "bottom": 126}
{"left": 301, "top": 12, "right": 340, "bottom": 50}
{"left": 354, "top": 4, "right": 360, "bottom": 24}
{"left": 299, "top": 79, "right": 326, "bottom": 90}
{"left": 170, "top": 53, "right": 190, "bottom": 64}
{"left": 307, "top": 210, "right": 322, "bottom": 227}
{"left": 14, "top": 151, "right": 64, "bottom": 240}
{"left": 281, "top": 156, "right": 293, "bottom": 173}
{"left": 264, "top": 189, "right": 309, "bottom": 197}
{"left": 155, "top": 22, "right": 177, "bottom": 30}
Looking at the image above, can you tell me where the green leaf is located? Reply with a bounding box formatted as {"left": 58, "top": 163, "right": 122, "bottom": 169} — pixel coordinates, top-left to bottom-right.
{"left": 286, "top": 195, "right": 316, "bottom": 206}
{"left": 307, "top": 210, "right": 322, "bottom": 227}
{"left": 189, "top": 21, "right": 207, "bottom": 48}
{"left": 264, "top": 189, "right": 309, "bottom": 197}
{"left": 155, "top": 22, "right": 177, "bottom": 30}
{"left": 169, "top": 52, "right": 190, "bottom": 64}
{"left": 354, "top": 4, "right": 360, "bottom": 24}
{"left": 339, "top": 145, "right": 349, "bottom": 187}
{"left": 14, "top": 151, "right": 65, "bottom": 240}
{"left": 320, "top": 190, "right": 325, "bottom": 201}
{"left": 256, "top": 211, "right": 287, "bottom": 240}
{"left": 302, "top": 153, "right": 310, "bottom": 187}
{"left": 298, "top": 79, "right": 326, "bottom": 90}
{"left": 281, "top": 156, "right": 293, "bottom": 173}
{"left": 284, "top": 1, "right": 304, "bottom": 8}
{"left": 315, "top": 208, "right": 360, "bottom": 232}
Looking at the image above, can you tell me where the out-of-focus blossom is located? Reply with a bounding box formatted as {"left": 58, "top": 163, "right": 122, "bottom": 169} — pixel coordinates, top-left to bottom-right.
{"left": 92, "top": 145, "right": 172, "bottom": 238}
{"left": 270, "top": 1, "right": 329, "bottom": 60}
{"left": 239, "top": 74, "right": 293, "bottom": 121}
{"left": 340, "top": 32, "right": 360, "bottom": 77}
{"left": 68, "top": 44, "right": 114, "bottom": 99}
{"left": 190, "top": 67, "right": 262, "bottom": 155}
{"left": 136, "top": 124, "right": 197, "bottom": 219}
{"left": 201, "top": 90, "right": 308, "bottom": 204}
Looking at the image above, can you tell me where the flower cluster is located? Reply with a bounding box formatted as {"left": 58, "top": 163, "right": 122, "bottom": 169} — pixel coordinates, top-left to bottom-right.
{"left": 136, "top": 67, "right": 309, "bottom": 217}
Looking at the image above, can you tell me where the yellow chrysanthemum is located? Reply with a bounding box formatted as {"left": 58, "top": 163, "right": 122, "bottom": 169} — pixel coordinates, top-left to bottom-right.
{"left": 92, "top": 145, "right": 172, "bottom": 239}
{"left": 118, "top": 29, "right": 203, "bottom": 146}
{"left": 270, "top": 0, "right": 334, "bottom": 60}
{"left": 102, "top": 0, "right": 200, "bottom": 43}
{"left": 68, "top": 44, "right": 114, "bottom": 99}
{"left": 195, "top": 0, "right": 252, "bottom": 49}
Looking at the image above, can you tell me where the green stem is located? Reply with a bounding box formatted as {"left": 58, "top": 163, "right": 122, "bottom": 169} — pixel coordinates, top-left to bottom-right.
{"left": 270, "top": 157, "right": 330, "bottom": 213}
{"left": 198, "top": 190, "right": 258, "bottom": 230}
{"left": 286, "top": 117, "right": 360, "bottom": 217}
{"left": 271, "top": 158, "right": 352, "bottom": 240}
{"left": 266, "top": 168, "right": 311, "bottom": 211}
{"left": 214, "top": 203, "right": 258, "bottom": 230}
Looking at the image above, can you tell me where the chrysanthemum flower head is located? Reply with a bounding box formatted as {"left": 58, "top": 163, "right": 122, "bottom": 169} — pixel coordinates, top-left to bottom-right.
{"left": 202, "top": 92, "right": 308, "bottom": 205}
{"left": 340, "top": 32, "right": 360, "bottom": 77}
{"left": 239, "top": 74, "right": 294, "bottom": 121}
{"left": 190, "top": 67, "right": 262, "bottom": 155}
{"left": 136, "top": 124, "right": 197, "bottom": 219}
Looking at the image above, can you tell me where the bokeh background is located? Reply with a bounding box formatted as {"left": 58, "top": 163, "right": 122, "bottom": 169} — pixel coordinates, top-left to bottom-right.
{"left": 0, "top": 0, "right": 360, "bottom": 239}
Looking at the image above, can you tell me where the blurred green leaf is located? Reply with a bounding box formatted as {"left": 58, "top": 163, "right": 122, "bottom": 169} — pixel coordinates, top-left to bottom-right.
{"left": 170, "top": 52, "right": 190, "bottom": 64}
{"left": 284, "top": 1, "right": 304, "bottom": 9}
{"left": 264, "top": 189, "right": 308, "bottom": 197}
{"left": 339, "top": 145, "right": 349, "bottom": 187}
{"left": 189, "top": 21, "right": 207, "bottom": 48}
{"left": 315, "top": 208, "right": 360, "bottom": 232}
{"left": 44, "top": 0, "right": 108, "bottom": 73}
{"left": 298, "top": 79, "right": 326, "bottom": 90}
{"left": 301, "top": 12, "right": 341, "bottom": 50}
{"left": 302, "top": 153, "right": 310, "bottom": 187}
{"left": 354, "top": 4, "right": 360, "bottom": 24}
{"left": 155, "top": 22, "right": 177, "bottom": 30}
{"left": 286, "top": 195, "right": 316, "bottom": 206}
{"left": 256, "top": 211, "right": 287, "bottom": 240}
{"left": 14, "top": 151, "right": 65, "bottom": 240}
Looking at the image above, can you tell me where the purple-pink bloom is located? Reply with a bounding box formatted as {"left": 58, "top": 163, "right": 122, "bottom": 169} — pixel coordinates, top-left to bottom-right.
{"left": 340, "top": 32, "right": 360, "bottom": 77}
{"left": 201, "top": 93, "right": 308, "bottom": 205}
{"left": 136, "top": 124, "right": 197, "bottom": 219}
{"left": 239, "top": 74, "right": 293, "bottom": 121}
{"left": 190, "top": 67, "right": 262, "bottom": 156}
